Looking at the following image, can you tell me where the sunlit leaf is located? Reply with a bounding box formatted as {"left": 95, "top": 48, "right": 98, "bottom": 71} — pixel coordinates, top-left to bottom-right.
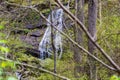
{"left": 0, "top": 40, "right": 7, "bottom": 44}
{"left": 110, "top": 75, "right": 119, "bottom": 80}
{"left": 1, "top": 61, "right": 15, "bottom": 69}
{"left": 1, "top": 61, "right": 7, "bottom": 68}
{"left": 0, "top": 77, "right": 3, "bottom": 80}
{"left": 7, "top": 77, "right": 17, "bottom": 80}
{"left": 8, "top": 62, "right": 16, "bottom": 69}
{"left": 0, "top": 25, "right": 4, "bottom": 30}
{"left": 0, "top": 46, "right": 9, "bottom": 53}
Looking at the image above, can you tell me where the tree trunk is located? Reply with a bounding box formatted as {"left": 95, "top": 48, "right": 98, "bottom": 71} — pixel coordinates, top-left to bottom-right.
{"left": 74, "top": 0, "right": 84, "bottom": 78}
{"left": 88, "top": 0, "right": 98, "bottom": 80}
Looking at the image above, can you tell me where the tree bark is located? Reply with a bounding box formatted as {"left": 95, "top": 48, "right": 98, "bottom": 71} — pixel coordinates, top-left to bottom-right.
{"left": 55, "top": 0, "right": 120, "bottom": 72}
{"left": 74, "top": 0, "right": 84, "bottom": 78}
{"left": 88, "top": 0, "right": 98, "bottom": 80}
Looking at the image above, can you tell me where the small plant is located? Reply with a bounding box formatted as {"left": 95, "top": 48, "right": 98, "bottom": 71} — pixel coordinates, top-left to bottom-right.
{"left": 110, "top": 75, "right": 120, "bottom": 80}
{"left": 0, "top": 24, "right": 17, "bottom": 80}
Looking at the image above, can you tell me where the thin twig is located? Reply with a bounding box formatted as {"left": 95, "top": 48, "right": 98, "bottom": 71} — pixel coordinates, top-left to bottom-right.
{"left": 4, "top": 1, "right": 119, "bottom": 73}
{"left": 40, "top": 13, "right": 117, "bottom": 72}
{"left": 0, "top": 57, "right": 70, "bottom": 80}
{"left": 54, "top": 0, "right": 120, "bottom": 73}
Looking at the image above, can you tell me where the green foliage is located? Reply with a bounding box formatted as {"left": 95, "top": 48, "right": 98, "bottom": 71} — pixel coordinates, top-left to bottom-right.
{"left": 1, "top": 61, "right": 15, "bottom": 69}
{"left": 0, "top": 46, "right": 9, "bottom": 54}
{"left": 0, "top": 68, "right": 3, "bottom": 76}
{"left": 7, "top": 77, "right": 17, "bottom": 80}
{"left": 0, "top": 25, "right": 4, "bottom": 30}
{"left": 110, "top": 75, "right": 120, "bottom": 80}
{"left": 0, "top": 40, "right": 7, "bottom": 44}
{"left": 40, "top": 58, "right": 54, "bottom": 68}
{"left": 38, "top": 74, "right": 54, "bottom": 80}
{"left": 0, "top": 0, "right": 119, "bottom": 79}
{"left": 98, "top": 68, "right": 110, "bottom": 80}
{"left": 62, "top": 50, "right": 73, "bottom": 60}
{"left": 71, "top": 75, "right": 88, "bottom": 80}
{"left": 0, "top": 33, "right": 5, "bottom": 37}
{"left": 0, "top": 24, "right": 17, "bottom": 79}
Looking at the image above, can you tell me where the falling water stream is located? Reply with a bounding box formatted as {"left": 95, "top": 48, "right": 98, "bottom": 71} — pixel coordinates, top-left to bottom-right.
{"left": 16, "top": 8, "right": 64, "bottom": 80}
{"left": 39, "top": 8, "right": 63, "bottom": 59}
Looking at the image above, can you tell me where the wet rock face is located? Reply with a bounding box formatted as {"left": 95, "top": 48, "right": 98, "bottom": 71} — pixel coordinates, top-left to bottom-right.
{"left": 25, "top": 17, "right": 47, "bottom": 30}
{"left": 22, "top": 36, "right": 39, "bottom": 49}
{"left": 25, "top": 24, "right": 34, "bottom": 29}
{"left": 20, "top": 29, "right": 46, "bottom": 49}
{"left": 30, "top": 30, "right": 42, "bottom": 37}
{"left": 20, "top": 35, "right": 26, "bottom": 41}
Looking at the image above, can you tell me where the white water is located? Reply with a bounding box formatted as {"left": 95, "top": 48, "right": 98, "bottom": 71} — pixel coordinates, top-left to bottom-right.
{"left": 16, "top": 8, "right": 64, "bottom": 80}
{"left": 39, "top": 9, "right": 63, "bottom": 59}
{"left": 16, "top": 72, "right": 22, "bottom": 80}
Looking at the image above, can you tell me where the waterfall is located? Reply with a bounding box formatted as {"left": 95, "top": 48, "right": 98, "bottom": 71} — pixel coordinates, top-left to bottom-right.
{"left": 16, "top": 72, "right": 22, "bottom": 80}
{"left": 39, "top": 9, "right": 63, "bottom": 59}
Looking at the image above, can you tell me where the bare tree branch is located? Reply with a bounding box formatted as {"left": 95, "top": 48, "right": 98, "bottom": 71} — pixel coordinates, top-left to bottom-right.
{"left": 39, "top": 12, "right": 117, "bottom": 72}
{"left": 0, "top": 57, "right": 70, "bottom": 80}
{"left": 4, "top": 1, "right": 119, "bottom": 73}
{"left": 54, "top": 0, "right": 120, "bottom": 73}
{"left": 31, "top": 6, "right": 117, "bottom": 72}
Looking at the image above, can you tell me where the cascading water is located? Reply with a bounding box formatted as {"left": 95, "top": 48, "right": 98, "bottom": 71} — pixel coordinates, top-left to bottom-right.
{"left": 16, "top": 8, "right": 64, "bottom": 80}
{"left": 39, "top": 8, "right": 63, "bottom": 59}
